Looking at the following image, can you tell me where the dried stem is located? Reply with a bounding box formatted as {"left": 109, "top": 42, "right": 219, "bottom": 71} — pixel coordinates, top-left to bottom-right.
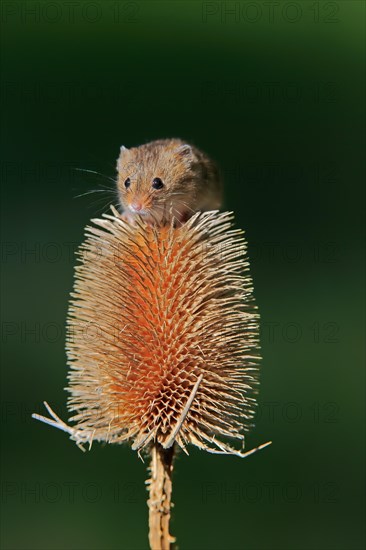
{"left": 147, "top": 443, "right": 176, "bottom": 550}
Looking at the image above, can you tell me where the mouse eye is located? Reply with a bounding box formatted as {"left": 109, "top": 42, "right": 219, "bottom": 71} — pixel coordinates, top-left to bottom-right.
{"left": 124, "top": 178, "right": 131, "bottom": 189}
{"left": 152, "top": 177, "right": 164, "bottom": 190}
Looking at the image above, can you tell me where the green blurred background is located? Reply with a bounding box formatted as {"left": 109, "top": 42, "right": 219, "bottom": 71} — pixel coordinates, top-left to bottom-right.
{"left": 1, "top": 1, "right": 365, "bottom": 549}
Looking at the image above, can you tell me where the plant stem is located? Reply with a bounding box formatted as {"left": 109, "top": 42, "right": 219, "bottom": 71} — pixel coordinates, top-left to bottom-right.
{"left": 147, "top": 443, "right": 176, "bottom": 550}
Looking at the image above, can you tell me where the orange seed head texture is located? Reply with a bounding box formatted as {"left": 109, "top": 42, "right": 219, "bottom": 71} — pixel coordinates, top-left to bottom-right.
{"left": 66, "top": 210, "right": 260, "bottom": 455}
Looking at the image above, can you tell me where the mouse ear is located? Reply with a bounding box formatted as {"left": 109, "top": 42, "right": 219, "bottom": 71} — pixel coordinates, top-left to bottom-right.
{"left": 176, "top": 144, "right": 192, "bottom": 158}
{"left": 117, "top": 145, "right": 129, "bottom": 171}
{"left": 176, "top": 144, "right": 194, "bottom": 168}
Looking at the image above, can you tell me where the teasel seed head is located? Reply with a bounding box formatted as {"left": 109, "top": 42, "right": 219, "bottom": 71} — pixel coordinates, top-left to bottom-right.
{"left": 60, "top": 209, "right": 261, "bottom": 455}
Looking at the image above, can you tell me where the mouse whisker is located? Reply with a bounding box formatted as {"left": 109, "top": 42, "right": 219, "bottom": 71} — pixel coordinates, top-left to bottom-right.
{"left": 172, "top": 199, "right": 196, "bottom": 215}
{"left": 74, "top": 189, "right": 116, "bottom": 199}
{"left": 74, "top": 168, "right": 117, "bottom": 185}
{"left": 88, "top": 197, "right": 117, "bottom": 214}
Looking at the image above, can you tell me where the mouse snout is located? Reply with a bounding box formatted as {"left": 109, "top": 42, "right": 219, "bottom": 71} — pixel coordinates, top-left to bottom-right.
{"left": 130, "top": 201, "right": 144, "bottom": 213}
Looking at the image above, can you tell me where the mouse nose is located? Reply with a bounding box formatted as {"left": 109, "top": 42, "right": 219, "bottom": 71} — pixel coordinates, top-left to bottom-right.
{"left": 131, "top": 202, "right": 143, "bottom": 212}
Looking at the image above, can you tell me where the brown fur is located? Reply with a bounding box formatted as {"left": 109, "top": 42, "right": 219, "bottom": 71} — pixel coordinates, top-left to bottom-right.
{"left": 116, "top": 139, "right": 222, "bottom": 225}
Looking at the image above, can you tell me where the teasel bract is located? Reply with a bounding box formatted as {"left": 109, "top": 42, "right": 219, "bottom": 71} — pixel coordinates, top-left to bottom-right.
{"left": 33, "top": 207, "right": 270, "bottom": 549}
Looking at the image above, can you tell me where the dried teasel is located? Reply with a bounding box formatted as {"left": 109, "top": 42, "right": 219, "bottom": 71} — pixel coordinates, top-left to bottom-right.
{"left": 33, "top": 207, "right": 270, "bottom": 549}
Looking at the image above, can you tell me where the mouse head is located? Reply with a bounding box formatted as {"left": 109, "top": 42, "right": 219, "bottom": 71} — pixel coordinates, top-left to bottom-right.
{"left": 116, "top": 139, "right": 197, "bottom": 224}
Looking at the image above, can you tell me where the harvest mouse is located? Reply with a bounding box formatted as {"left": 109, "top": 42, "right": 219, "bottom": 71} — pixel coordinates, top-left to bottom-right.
{"left": 116, "top": 138, "right": 223, "bottom": 225}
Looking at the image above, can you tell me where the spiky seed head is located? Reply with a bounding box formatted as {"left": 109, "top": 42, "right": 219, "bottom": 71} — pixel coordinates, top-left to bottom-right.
{"left": 65, "top": 210, "right": 260, "bottom": 455}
